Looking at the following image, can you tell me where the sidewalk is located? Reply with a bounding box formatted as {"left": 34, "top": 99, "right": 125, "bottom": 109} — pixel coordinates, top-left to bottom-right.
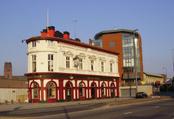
{"left": 0, "top": 98, "right": 132, "bottom": 112}
{"left": 0, "top": 96, "right": 172, "bottom": 112}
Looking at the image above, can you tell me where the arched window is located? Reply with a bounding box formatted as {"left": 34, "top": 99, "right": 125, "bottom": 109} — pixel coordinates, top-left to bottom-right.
{"left": 110, "top": 83, "right": 115, "bottom": 98}
{"left": 65, "top": 81, "right": 73, "bottom": 101}
{"left": 101, "top": 82, "right": 106, "bottom": 97}
{"left": 47, "top": 82, "right": 56, "bottom": 98}
{"left": 79, "top": 82, "right": 85, "bottom": 97}
{"left": 31, "top": 82, "right": 39, "bottom": 99}
{"left": 91, "top": 82, "right": 96, "bottom": 99}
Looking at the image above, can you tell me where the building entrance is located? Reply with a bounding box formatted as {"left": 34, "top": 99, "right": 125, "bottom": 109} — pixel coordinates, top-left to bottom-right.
{"left": 91, "top": 82, "right": 96, "bottom": 99}
{"left": 65, "top": 81, "right": 73, "bottom": 101}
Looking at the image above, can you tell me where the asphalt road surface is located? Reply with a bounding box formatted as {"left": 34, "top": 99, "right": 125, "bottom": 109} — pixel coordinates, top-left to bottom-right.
{"left": 0, "top": 99, "right": 174, "bottom": 119}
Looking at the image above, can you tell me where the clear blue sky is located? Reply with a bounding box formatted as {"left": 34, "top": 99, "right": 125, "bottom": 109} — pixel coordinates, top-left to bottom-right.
{"left": 0, "top": 0, "right": 174, "bottom": 77}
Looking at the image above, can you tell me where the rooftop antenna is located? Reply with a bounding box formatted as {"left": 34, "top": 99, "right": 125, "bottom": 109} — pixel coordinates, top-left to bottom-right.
{"left": 46, "top": 8, "right": 49, "bottom": 28}
{"left": 46, "top": 8, "right": 50, "bottom": 37}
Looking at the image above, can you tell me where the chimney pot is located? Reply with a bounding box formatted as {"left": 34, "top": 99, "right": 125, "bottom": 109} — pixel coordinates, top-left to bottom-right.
{"left": 41, "top": 29, "right": 47, "bottom": 37}
{"left": 47, "top": 26, "right": 55, "bottom": 37}
{"left": 63, "top": 31, "right": 70, "bottom": 39}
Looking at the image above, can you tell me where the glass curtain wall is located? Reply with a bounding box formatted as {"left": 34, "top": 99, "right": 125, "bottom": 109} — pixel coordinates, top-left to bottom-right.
{"left": 122, "top": 33, "right": 140, "bottom": 81}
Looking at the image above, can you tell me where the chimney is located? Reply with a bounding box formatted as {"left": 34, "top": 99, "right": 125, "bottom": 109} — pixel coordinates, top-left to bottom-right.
{"left": 40, "top": 26, "right": 55, "bottom": 37}
{"left": 47, "top": 26, "right": 55, "bottom": 37}
{"left": 4, "top": 62, "right": 12, "bottom": 79}
{"left": 63, "top": 31, "right": 70, "bottom": 39}
{"left": 41, "top": 29, "right": 47, "bottom": 37}
{"left": 55, "top": 31, "right": 63, "bottom": 38}
{"left": 75, "top": 38, "right": 81, "bottom": 42}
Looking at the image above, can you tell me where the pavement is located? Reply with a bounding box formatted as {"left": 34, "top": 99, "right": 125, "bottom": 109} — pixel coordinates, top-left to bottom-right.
{"left": 0, "top": 98, "right": 129, "bottom": 112}
{"left": 0, "top": 96, "right": 172, "bottom": 112}
{"left": 0, "top": 96, "right": 174, "bottom": 119}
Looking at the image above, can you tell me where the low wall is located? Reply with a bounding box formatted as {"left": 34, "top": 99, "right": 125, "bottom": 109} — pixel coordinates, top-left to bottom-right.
{"left": 0, "top": 88, "right": 28, "bottom": 103}
{"left": 120, "top": 85, "right": 153, "bottom": 97}
{"left": 137, "top": 85, "right": 153, "bottom": 96}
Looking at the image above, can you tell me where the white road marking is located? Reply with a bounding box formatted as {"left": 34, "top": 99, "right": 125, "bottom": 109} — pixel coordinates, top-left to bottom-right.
{"left": 124, "top": 112, "right": 132, "bottom": 115}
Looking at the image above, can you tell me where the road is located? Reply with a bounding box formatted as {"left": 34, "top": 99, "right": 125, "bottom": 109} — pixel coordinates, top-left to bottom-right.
{"left": 0, "top": 99, "right": 174, "bottom": 119}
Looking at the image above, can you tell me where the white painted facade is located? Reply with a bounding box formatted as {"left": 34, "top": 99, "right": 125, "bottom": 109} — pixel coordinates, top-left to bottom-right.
{"left": 27, "top": 40, "right": 119, "bottom": 77}
{"left": 26, "top": 36, "right": 120, "bottom": 102}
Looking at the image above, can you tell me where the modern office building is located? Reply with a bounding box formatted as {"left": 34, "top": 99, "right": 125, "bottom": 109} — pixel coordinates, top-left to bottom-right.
{"left": 93, "top": 29, "right": 144, "bottom": 86}
{"left": 25, "top": 26, "right": 120, "bottom": 103}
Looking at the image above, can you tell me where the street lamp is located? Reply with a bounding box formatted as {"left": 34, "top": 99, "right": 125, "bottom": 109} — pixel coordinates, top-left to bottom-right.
{"left": 132, "top": 29, "right": 138, "bottom": 93}
{"left": 162, "top": 67, "right": 167, "bottom": 82}
{"left": 172, "top": 49, "right": 174, "bottom": 77}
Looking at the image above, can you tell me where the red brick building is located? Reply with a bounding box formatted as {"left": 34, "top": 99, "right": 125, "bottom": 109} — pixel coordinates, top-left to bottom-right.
{"left": 4, "top": 62, "right": 12, "bottom": 79}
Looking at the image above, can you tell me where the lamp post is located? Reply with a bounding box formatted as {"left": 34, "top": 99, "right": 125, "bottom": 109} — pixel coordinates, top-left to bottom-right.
{"left": 162, "top": 67, "right": 167, "bottom": 82}
{"left": 172, "top": 49, "right": 174, "bottom": 77}
{"left": 128, "top": 49, "right": 131, "bottom": 97}
{"left": 132, "top": 29, "right": 138, "bottom": 93}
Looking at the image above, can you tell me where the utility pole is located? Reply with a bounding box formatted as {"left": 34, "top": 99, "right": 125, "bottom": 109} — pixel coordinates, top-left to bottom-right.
{"left": 172, "top": 49, "right": 174, "bottom": 77}
{"left": 128, "top": 46, "right": 131, "bottom": 97}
